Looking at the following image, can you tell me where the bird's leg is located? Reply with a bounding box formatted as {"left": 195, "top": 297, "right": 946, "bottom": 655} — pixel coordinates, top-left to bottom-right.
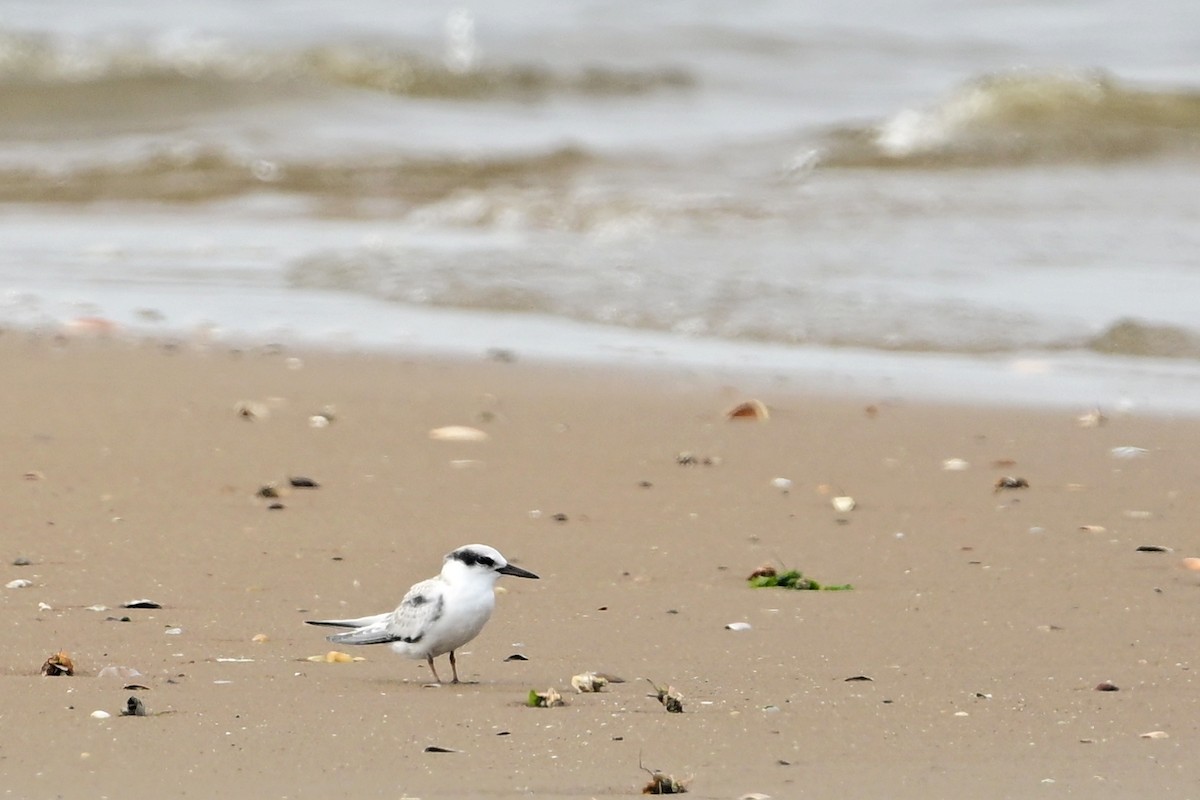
{"left": 449, "top": 650, "right": 460, "bottom": 684}
{"left": 426, "top": 654, "right": 443, "bottom": 684}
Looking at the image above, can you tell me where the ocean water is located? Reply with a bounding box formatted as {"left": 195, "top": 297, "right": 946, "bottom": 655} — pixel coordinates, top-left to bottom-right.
{"left": 3, "top": 1, "right": 1200, "bottom": 409}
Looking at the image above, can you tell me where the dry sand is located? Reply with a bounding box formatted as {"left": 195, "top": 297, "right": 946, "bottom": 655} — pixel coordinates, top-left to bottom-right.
{"left": 4, "top": 333, "right": 1200, "bottom": 799}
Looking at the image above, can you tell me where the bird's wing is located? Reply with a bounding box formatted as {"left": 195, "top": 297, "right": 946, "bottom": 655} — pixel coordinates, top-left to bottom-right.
{"left": 319, "top": 579, "right": 446, "bottom": 647}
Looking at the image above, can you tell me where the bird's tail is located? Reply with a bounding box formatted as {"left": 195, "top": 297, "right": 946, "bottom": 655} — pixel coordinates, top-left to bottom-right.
{"left": 305, "top": 613, "right": 389, "bottom": 630}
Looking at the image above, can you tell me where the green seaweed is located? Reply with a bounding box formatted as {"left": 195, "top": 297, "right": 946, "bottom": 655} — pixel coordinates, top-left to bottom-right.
{"left": 748, "top": 569, "right": 852, "bottom": 591}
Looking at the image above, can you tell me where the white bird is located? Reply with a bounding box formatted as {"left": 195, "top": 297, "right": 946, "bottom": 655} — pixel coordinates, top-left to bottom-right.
{"left": 306, "top": 544, "right": 538, "bottom": 684}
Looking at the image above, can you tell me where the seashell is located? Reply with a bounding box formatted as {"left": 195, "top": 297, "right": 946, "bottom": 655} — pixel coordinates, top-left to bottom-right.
{"left": 725, "top": 622, "right": 752, "bottom": 632}
{"left": 1181, "top": 557, "right": 1200, "bottom": 572}
{"left": 41, "top": 652, "right": 75, "bottom": 677}
{"left": 1094, "top": 681, "right": 1119, "bottom": 692}
{"left": 527, "top": 687, "right": 565, "bottom": 708}
{"left": 6, "top": 579, "right": 32, "bottom": 589}
{"left": 251, "top": 633, "right": 269, "bottom": 643}
{"left": 571, "top": 672, "right": 610, "bottom": 693}
{"left": 97, "top": 665, "right": 144, "bottom": 680}
{"left": 832, "top": 496, "right": 856, "bottom": 512}
{"left": 1140, "top": 730, "right": 1169, "bottom": 739}
{"left": 1076, "top": 409, "right": 1107, "bottom": 427}
{"left": 288, "top": 476, "right": 320, "bottom": 489}
{"left": 308, "top": 415, "right": 330, "bottom": 428}
{"left": 1110, "top": 446, "right": 1148, "bottom": 459}
{"left": 65, "top": 316, "right": 119, "bottom": 336}
{"left": 90, "top": 710, "right": 112, "bottom": 719}
{"left": 994, "top": 476, "right": 1029, "bottom": 492}
{"left": 23, "top": 471, "right": 44, "bottom": 481}
{"left": 1078, "top": 525, "right": 1107, "bottom": 533}
{"left": 941, "top": 458, "right": 970, "bottom": 471}
{"left": 725, "top": 399, "right": 769, "bottom": 421}
{"left": 122, "top": 599, "right": 162, "bottom": 609}
{"left": 770, "top": 477, "right": 793, "bottom": 492}
{"left": 429, "top": 425, "right": 489, "bottom": 442}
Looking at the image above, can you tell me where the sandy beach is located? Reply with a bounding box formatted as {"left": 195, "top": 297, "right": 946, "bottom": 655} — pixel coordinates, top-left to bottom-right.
{"left": 4, "top": 333, "right": 1200, "bottom": 799}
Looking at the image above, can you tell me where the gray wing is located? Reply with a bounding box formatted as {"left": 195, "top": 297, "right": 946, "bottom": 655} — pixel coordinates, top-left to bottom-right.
{"left": 316, "top": 579, "right": 445, "bottom": 647}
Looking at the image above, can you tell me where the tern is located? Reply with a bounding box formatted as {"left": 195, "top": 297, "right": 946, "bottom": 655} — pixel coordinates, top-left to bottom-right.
{"left": 306, "top": 544, "right": 538, "bottom": 683}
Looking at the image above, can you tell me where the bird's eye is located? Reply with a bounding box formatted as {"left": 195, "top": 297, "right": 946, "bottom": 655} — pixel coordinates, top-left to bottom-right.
{"left": 477, "top": 556, "right": 495, "bottom": 568}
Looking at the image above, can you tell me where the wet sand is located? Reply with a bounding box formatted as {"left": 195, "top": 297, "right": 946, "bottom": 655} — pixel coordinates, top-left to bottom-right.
{"left": 4, "top": 334, "right": 1200, "bottom": 799}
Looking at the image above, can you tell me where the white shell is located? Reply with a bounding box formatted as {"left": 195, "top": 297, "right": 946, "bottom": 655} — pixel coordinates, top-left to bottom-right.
{"left": 5, "top": 579, "right": 32, "bottom": 589}
{"left": 428, "top": 425, "right": 489, "bottom": 442}
{"left": 832, "top": 496, "right": 856, "bottom": 512}
{"left": 725, "top": 622, "right": 753, "bottom": 632}
{"left": 1110, "top": 446, "right": 1149, "bottom": 459}
{"left": 770, "top": 477, "right": 793, "bottom": 491}
{"left": 941, "top": 458, "right": 970, "bottom": 471}
{"left": 90, "top": 710, "right": 112, "bottom": 719}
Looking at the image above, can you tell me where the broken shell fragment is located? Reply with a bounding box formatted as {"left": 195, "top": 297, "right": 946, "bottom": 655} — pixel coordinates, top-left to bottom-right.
{"left": 1140, "top": 730, "right": 1170, "bottom": 739}
{"left": 251, "top": 633, "right": 269, "bottom": 643}
{"left": 770, "top": 477, "right": 793, "bottom": 492}
{"left": 527, "top": 687, "right": 565, "bottom": 708}
{"left": 1094, "top": 681, "right": 1120, "bottom": 692}
{"left": 429, "top": 425, "right": 489, "bottom": 442}
{"left": 747, "top": 564, "right": 777, "bottom": 581}
{"left": 646, "top": 679, "right": 684, "bottom": 713}
{"left": 5, "top": 578, "right": 32, "bottom": 589}
{"left": 642, "top": 772, "right": 690, "bottom": 795}
{"left": 41, "top": 651, "right": 75, "bottom": 677}
{"left": 832, "top": 496, "right": 856, "bottom": 512}
{"left": 994, "top": 476, "right": 1029, "bottom": 492}
{"left": 941, "top": 458, "right": 970, "bottom": 471}
{"left": 725, "top": 399, "right": 769, "bottom": 421}
{"left": 725, "top": 622, "right": 752, "bottom": 632}
{"left": 1078, "top": 525, "right": 1107, "bottom": 534}
{"left": 121, "top": 696, "right": 147, "bottom": 717}
{"left": 306, "top": 651, "right": 365, "bottom": 663}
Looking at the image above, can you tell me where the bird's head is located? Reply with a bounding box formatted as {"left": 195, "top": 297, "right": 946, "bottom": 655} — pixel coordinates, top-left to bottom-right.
{"left": 442, "top": 544, "right": 539, "bottom": 584}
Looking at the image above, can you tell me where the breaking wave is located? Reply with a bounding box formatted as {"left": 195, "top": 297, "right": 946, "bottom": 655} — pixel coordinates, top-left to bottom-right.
{"left": 821, "top": 70, "right": 1200, "bottom": 168}
{"left": 0, "top": 29, "right": 694, "bottom": 102}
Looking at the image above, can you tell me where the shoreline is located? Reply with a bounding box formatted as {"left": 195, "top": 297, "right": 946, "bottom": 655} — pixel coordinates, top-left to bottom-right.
{"left": 9, "top": 313, "right": 1200, "bottom": 419}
